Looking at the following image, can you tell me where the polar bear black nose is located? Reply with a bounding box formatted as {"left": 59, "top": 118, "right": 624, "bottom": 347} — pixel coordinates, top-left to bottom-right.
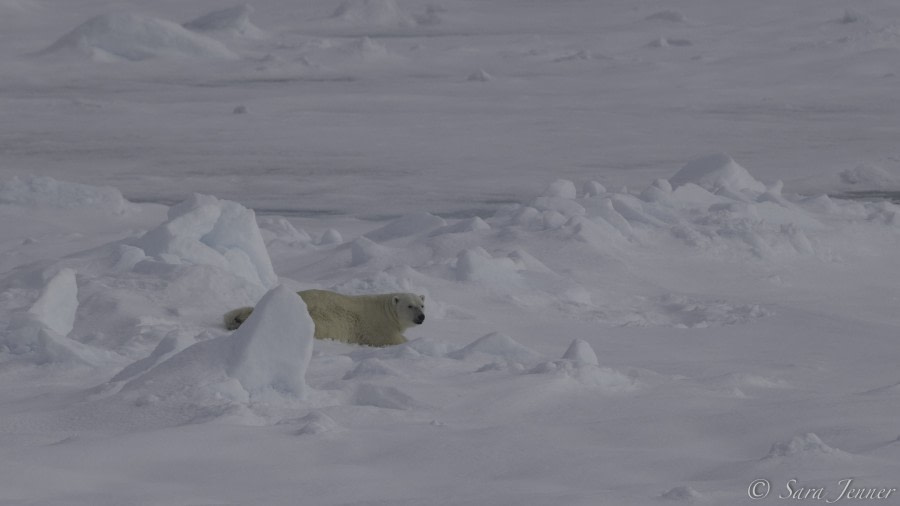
{"left": 415, "top": 314, "right": 425, "bottom": 324}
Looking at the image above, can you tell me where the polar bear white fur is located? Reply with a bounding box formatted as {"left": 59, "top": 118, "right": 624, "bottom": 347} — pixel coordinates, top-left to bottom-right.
{"left": 224, "top": 289, "right": 425, "bottom": 347}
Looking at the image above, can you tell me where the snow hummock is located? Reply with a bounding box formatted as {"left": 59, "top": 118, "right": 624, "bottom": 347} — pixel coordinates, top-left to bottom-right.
{"left": 765, "top": 433, "right": 848, "bottom": 459}
{"left": 1, "top": 268, "right": 101, "bottom": 365}
{"left": 26, "top": 268, "right": 78, "bottom": 337}
{"left": 365, "top": 212, "right": 446, "bottom": 241}
{"left": 660, "top": 486, "right": 705, "bottom": 501}
{"left": 114, "top": 285, "right": 314, "bottom": 417}
{"left": 135, "top": 193, "right": 278, "bottom": 289}
{"left": 561, "top": 338, "right": 599, "bottom": 365}
{"left": 467, "top": 69, "right": 493, "bottom": 82}
{"left": 455, "top": 247, "right": 522, "bottom": 284}
{"left": 669, "top": 153, "right": 767, "bottom": 196}
{"left": 294, "top": 411, "right": 341, "bottom": 435}
{"left": 448, "top": 332, "right": 541, "bottom": 364}
{"left": 543, "top": 179, "right": 578, "bottom": 199}
{"left": 227, "top": 285, "right": 315, "bottom": 400}
{"left": 39, "top": 12, "right": 238, "bottom": 61}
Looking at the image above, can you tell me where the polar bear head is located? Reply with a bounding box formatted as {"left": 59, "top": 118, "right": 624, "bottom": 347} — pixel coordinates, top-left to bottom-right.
{"left": 393, "top": 293, "right": 426, "bottom": 327}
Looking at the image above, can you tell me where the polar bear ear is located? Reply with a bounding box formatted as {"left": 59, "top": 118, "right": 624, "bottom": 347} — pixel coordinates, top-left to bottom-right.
{"left": 393, "top": 295, "right": 400, "bottom": 305}
{"left": 419, "top": 295, "right": 425, "bottom": 303}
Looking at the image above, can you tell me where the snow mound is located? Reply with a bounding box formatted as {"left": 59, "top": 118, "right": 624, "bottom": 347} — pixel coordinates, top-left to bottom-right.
{"left": 302, "top": 37, "right": 400, "bottom": 65}
{"left": 650, "top": 294, "right": 771, "bottom": 328}
{"left": 645, "top": 10, "right": 688, "bottom": 23}
{"left": 397, "top": 336, "right": 457, "bottom": 357}
{"left": 530, "top": 339, "right": 636, "bottom": 390}
{"left": 839, "top": 163, "right": 898, "bottom": 189}
{"left": 40, "top": 12, "right": 238, "bottom": 62}
{"left": 448, "top": 332, "right": 541, "bottom": 364}
{"left": 765, "top": 433, "right": 849, "bottom": 459}
{"left": 543, "top": 179, "right": 578, "bottom": 199}
{"left": 117, "top": 285, "right": 314, "bottom": 418}
{"left": 561, "top": 339, "right": 599, "bottom": 365}
{"left": 365, "top": 212, "right": 446, "bottom": 241}
{"left": 647, "top": 37, "right": 693, "bottom": 48}
{"left": 2, "top": 269, "right": 104, "bottom": 366}
{"left": 350, "top": 236, "right": 394, "bottom": 266}
{"left": 135, "top": 193, "right": 278, "bottom": 289}
{"left": 183, "top": 4, "right": 264, "bottom": 38}
{"left": 258, "top": 216, "right": 313, "bottom": 246}
{"left": 430, "top": 217, "right": 491, "bottom": 236}
{"left": 330, "top": 0, "right": 417, "bottom": 28}
{"left": 0, "top": 176, "right": 133, "bottom": 214}
{"left": 318, "top": 229, "right": 344, "bottom": 245}
{"left": 660, "top": 486, "right": 705, "bottom": 501}
{"left": 294, "top": 411, "right": 341, "bottom": 435}
{"left": 343, "top": 357, "right": 408, "bottom": 380}
{"left": 2, "top": 315, "right": 101, "bottom": 365}
{"left": 455, "top": 247, "right": 522, "bottom": 284}
{"left": 467, "top": 69, "right": 493, "bottom": 82}
{"left": 107, "top": 331, "right": 194, "bottom": 384}
{"left": 27, "top": 268, "right": 78, "bottom": 336}
{"left": 669, "top": 154, "right": 767, "bottom": 196}
{"left": 353, "top": 383, "right": 425, "bottom": 410}
{"left": 227, "top": 285, "right": 315, "bottom": 400}
{"left": 583, "top": 181, "right": 607, "bottom": 197}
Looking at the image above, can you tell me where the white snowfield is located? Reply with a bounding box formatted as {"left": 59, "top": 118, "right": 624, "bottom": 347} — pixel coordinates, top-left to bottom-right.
{"left": 2, "top": 0, "right": 900, "bottom": 504}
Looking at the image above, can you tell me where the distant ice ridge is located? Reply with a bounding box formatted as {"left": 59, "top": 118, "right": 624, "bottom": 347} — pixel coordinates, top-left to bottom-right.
{"left": 838, "top": 163, "right": 899, "bottom": 189}
{"left": 38, "top": 12, "right": 238, "bottom": 61}
{"left": 0, "top": 176, "right": 133, "bottom": 214}
{"left": 492, "top": 152, "right": 900, "bottom": 262}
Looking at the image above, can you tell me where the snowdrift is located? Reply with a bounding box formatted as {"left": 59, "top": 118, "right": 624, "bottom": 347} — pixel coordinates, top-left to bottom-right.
{"left": 39, "top": 12, "right": 238, "bottom": 61}
{"left": 183, "top": 4, "right": 265, "bottom": 39}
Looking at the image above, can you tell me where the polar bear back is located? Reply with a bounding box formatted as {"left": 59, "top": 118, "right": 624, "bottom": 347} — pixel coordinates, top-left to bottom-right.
{"left": 298, "top": 289, "right": 408, "bottom": 347}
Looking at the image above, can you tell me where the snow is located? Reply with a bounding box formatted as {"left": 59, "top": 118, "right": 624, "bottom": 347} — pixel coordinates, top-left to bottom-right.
{"left": 183, "top": 4, "right": 265, "bottom": 39}
{"left": 0, "top": 176, "right": 133, "bottom": 214}
{"left": 561, "top": 338, "right": 599, "bottom": 365}
{"left": 2, "top": 0, "right": 900, "bottom": 504}
{"left": 135, "top": 193, "right": 278, "bottom": 289}
{"left": 329, "top": 0, "right": 418, "bottom": 29}
{"left": 669, "top": 153, "right": 767, "bottom": 196}
{"left": 26, "top": 267, "right": 78, "bottom": 336}
{"left": 38, "top": 12, "right": 238, "bottom": 62}
{"left": 447, "top": 332, "right": 541, "bottom": 364}
{"left": 226, "top": 285, "right": 315, "bottom": 400}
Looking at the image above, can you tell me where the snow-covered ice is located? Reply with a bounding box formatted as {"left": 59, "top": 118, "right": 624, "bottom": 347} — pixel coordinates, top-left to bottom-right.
{"left": 38, "top": 12, "right": 239, "bottom": 62}
{"left": 2, "top": 0, "right": 900, "bottom": 504}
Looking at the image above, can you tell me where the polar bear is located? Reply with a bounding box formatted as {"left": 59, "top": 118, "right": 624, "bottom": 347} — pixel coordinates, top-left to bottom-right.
{"left": 224, "top": 289, "right": 425, "bottom": 347}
